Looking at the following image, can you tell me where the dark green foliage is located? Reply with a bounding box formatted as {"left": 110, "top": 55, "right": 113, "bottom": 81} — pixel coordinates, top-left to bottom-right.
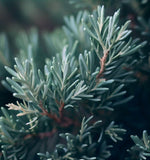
{"left": 38, "top": 116, "right": 125, "bottom": 160}
{"left": 126, "top": 131, "right": 150, "bottom": 160}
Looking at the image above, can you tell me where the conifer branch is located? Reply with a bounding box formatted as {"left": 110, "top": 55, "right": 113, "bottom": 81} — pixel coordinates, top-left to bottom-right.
{"left": 0, "top": 2, "right": 147, "bottom": 160}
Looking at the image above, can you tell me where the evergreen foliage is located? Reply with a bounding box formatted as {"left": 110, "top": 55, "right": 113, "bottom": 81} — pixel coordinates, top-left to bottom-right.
{"left": 126, "top": 131, "right": 150, "bottom": 160}
{"left": 0, "top": 1, "right": 149, "bottom": 160}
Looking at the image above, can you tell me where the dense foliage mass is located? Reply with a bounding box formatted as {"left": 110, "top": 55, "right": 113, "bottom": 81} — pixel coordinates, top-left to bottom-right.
{"left": 0, "top": 0, "right": 149, "bottom": 160}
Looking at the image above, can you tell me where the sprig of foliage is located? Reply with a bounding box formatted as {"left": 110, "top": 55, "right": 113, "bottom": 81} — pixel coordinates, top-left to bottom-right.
{"left": 84, "top": 6, "right": 146, "bottom": 79}
{"left": 38, "top": 116, "right": 127, "bottom": 160}
{"left": 0, "top": 104, "right": 56, "bottom": 159}
{"left": 0, "top": 107, "right": 33, "bottom": 159}
{"left": 127, "top": 130, "right": 150, "bottom": 160}
{"left": 105, "top": 121, "right": 126, "bottom": 142}
{"left": 38, "top": 116, "right": 111, "bottom": 160}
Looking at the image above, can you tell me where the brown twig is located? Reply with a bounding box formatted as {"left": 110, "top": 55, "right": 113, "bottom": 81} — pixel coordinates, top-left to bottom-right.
{"left": 39, "top": 101, "right": 78, "bottom": 128}
{"left": 39, "top": 101, "right": 60, "bottom": 123}
{"left": 24, "top": 128, "right": 57, "bottom": 140}
{"left": 96, "top": 50, "right": 109, "bottom": 79}
{"left": 59, "top": 101, "right": 64, "bottom": 118}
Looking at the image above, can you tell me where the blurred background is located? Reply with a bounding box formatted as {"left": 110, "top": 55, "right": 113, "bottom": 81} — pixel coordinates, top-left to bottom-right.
{"left": 0, "top": 0, "right": 76, "bottom": 31}
{"left": 0, "top": 0, "right": 149, "bottom": 159}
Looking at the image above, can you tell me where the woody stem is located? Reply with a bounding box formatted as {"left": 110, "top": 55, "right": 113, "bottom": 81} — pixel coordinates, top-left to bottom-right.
{"left": 96, "top": 50, "right": 109, "bottom": 79}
